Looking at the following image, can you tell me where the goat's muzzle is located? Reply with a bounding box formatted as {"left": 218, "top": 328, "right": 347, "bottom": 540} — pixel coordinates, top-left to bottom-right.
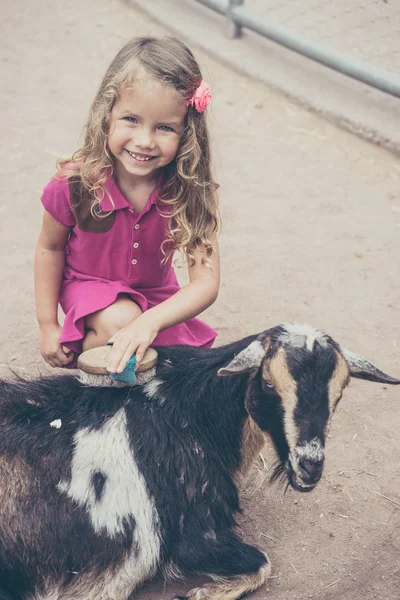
{"left": 287, "top": 454, "right": 325, "bottom": 492}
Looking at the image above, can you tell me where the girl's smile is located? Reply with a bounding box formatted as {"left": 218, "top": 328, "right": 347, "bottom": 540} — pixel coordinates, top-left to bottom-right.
{"left": 127, "top": 150, "right": 155, "bottom": 162}
{"left": 108, "top": 73, "right": 187, "bottom": 184}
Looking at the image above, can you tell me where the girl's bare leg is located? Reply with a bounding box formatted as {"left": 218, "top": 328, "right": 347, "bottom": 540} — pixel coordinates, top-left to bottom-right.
{"left": 82, "top": 295, "right": 142, "bottom": 351}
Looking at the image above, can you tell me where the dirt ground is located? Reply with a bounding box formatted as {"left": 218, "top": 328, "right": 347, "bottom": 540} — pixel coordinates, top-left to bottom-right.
{"left": 1, "top": 1, "right": 399, "bottom": 598}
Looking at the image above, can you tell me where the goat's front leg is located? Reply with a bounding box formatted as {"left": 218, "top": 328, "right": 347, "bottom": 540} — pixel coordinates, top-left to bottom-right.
{"left": 172, "top": 531, "right": 271, "bottom": 600}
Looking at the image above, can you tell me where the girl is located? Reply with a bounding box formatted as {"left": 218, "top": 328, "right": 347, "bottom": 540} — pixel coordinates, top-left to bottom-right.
{"left": 35, "top": 36, "right": 220, "bottom": 381}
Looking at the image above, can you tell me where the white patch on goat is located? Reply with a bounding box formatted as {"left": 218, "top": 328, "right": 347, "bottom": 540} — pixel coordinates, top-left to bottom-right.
{"left": 281, "top": 323, "right": 328, "bottom": 351}
{"left": 295, "top": 438, "right": 325, "bottom": 462}
{"left": 163, "top": 561, "right": 183, "bottom": 582}
{"left": 143, "top": 378, "right": 165, "bottom": 402}
{"left": 57, "top": 408, "right": 161, "bottom": 593}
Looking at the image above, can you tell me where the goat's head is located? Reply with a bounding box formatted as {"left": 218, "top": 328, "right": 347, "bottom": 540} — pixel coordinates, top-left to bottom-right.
{"left": 218, "top": 324, "right": 400, "bottom": 492}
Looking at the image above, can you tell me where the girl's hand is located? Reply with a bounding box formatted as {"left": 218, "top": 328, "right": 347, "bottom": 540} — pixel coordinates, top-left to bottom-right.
{"left": 39, "top": 323, "right": 75, "bottom": 368}
{"left": 107, "top": 314, "right": 159, "bottom": 374}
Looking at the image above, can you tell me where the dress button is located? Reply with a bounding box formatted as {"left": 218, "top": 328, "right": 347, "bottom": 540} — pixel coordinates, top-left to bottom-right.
{"left": 134, "top": 224, "right": 140, "bottom": 230}
{"left": 132, "top": 259, "right": 137, "bottom": 265}
{"left": 133, "top": 242, "right": 139, "bottom": 249}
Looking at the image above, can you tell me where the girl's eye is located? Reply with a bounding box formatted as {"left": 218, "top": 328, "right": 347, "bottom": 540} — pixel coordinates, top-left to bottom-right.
{"left": 123, "top": 116, "right": 137, "bottom": 123}
{"left": 159, "top": 125, "right": 174, "bottom": 132}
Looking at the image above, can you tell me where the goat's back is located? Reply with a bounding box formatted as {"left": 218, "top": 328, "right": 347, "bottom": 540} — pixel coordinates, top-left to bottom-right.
{"left": 0, "top": 340, "right": 253, "bottom": 598}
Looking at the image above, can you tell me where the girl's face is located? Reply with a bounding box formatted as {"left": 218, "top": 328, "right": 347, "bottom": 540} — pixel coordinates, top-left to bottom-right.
{"left": 108, "top": 73, "right": 188, "bottom": 185}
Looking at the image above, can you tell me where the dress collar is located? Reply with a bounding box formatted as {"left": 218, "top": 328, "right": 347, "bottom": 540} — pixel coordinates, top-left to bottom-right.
{"left": 100, "top": 173, "right": 163, "bottom": 212}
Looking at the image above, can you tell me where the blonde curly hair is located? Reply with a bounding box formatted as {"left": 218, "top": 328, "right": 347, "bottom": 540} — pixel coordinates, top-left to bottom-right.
{"left": 58, "top": 36, "right": 220, "bottom": 266}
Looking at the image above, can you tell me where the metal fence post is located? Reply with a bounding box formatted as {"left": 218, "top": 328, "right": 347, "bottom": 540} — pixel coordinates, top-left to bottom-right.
{"left": 226, "top": 0, "right": 243, "bottom": 39}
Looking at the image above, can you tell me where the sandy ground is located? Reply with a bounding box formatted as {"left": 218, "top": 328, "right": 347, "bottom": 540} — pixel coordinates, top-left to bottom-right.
{"left": 1, "top": 0, "right": 400, "bottom": 598}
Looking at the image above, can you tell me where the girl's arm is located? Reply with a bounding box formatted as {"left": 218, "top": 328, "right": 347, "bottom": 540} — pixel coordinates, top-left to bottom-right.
{"left": 147, "top": 234, "right": 220, "bottom": 327}
{"left": 34, "top": 210, "right": 75, "bottom": 367}
{"left": 108, "top": 234, "right": 220, "bottom": 372}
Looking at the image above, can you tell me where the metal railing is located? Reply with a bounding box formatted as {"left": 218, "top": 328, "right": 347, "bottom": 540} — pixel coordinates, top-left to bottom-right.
{"left": 195, "top": 0, "right": 400, "bottom": 98}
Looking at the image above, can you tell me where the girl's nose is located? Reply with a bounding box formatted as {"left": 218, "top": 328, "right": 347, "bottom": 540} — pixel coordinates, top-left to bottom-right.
{"left": 134, "top": 127, "right": 155, "bottom": 150}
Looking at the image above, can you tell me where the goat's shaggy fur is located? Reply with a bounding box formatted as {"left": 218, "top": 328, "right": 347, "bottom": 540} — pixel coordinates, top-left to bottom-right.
{"left": 0, "top": 324, "right": 398, "bottom": 600}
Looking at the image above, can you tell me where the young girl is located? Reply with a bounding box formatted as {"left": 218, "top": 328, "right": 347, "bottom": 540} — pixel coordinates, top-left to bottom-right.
{"left": 35, "top": 36, "right": 220, "bottom": 380}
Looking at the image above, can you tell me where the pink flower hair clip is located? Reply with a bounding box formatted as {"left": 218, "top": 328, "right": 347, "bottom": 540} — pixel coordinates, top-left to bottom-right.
{"left": 186, "top": 80, "right": 212, "bottom": 113}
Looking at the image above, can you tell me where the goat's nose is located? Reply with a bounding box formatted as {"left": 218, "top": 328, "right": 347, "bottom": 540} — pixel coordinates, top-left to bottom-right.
{"left": 297, "top": 458, "right": 324, "bottom": 483}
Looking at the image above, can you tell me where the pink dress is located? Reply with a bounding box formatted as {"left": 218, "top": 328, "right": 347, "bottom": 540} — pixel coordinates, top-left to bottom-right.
{"left": 41, "top": 173, "right": 217, "bottom": 354}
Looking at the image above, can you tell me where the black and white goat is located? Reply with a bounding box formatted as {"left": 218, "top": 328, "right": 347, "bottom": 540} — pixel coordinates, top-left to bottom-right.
{"left": 0, "top": 324, "right": 398, "bottom": 600}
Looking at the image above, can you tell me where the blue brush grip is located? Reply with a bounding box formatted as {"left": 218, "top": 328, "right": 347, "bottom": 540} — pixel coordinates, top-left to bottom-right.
{"left": 107, "top": 342, "right": 137, "bottom": 386}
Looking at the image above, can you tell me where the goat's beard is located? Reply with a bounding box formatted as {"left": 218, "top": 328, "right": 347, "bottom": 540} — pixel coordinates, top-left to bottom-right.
{"left": 270, "top": 458, "right": 317, "bottom": 493}
{"left": 269, "top": 460, "right": 290, "bottom": 493}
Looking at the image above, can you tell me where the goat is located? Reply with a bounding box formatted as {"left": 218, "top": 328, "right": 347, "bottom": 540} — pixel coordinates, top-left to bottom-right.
{"left": 0, "top": 323, "right": 398, "bottom": 600}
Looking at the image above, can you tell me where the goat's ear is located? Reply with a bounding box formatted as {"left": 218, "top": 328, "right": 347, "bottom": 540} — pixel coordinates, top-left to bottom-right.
{"left": 341, "top": 348, "right": 400, "bottom": 384}
{"left": 218, "top": 340, "right": 265, "bottom": 376}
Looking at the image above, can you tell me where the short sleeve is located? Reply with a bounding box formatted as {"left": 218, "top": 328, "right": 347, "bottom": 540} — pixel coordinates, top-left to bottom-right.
{"left": 41, "top": 177, "right": 76, "bottom": 228}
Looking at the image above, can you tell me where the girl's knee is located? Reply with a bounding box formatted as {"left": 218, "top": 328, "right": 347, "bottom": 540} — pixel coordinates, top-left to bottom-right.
{"left": 86, "top": 296, "right": 142, "bottom": 336}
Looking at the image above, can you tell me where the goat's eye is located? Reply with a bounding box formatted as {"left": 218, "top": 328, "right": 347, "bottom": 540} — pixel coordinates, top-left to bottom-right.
{"left": 265, "top": 381, "right": 274, "bottom": 389}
